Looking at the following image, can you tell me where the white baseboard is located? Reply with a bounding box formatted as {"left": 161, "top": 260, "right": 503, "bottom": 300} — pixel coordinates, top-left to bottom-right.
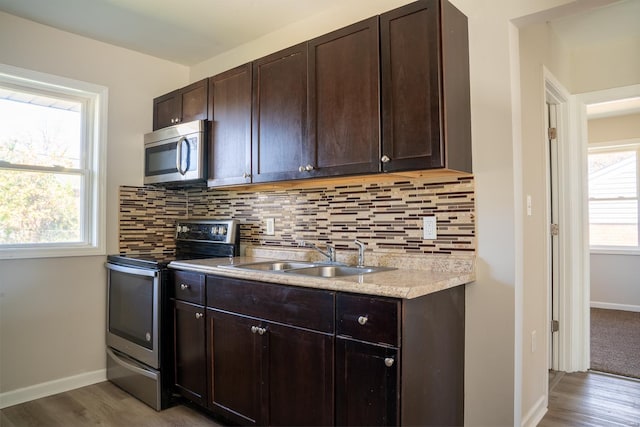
{"left": 0, "top": 369, "right": 106, "bottom": 409}
{"left": 521, "top": 395, "right": 547, "bottom": 427}
{"left": 591, "top": 301, "right": 640, "bottom": 313}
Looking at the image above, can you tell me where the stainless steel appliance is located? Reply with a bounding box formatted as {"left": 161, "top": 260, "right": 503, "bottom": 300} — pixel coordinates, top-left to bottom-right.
{"left": 144, "top": 120, "right": 207, "bottom": 186}
{"left": 106, "top": 219, "right": 239, "bottom": 410}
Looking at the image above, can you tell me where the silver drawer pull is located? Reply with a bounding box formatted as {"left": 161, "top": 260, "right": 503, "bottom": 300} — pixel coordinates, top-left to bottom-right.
{"left": 357, "top": 315, "right": 368, "bottom": 326}
{"left": 384, "top": 357, "right": 395, "bottom": 367}
{"left": 195, "top": 313, "right": 203, "bottom": 320}
{"left": 180, "top": 284, "right": 190, "bottom": 291}
{"left": 251, "top": 326, "right": 267, "bottom": 335}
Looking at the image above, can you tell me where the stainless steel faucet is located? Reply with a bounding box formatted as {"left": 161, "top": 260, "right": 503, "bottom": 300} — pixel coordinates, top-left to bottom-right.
{"left": 298, "top": 240, "right": 336, "bottom": 263}
{"left": 354, "top": 239, "right": 366, "bottom": 267}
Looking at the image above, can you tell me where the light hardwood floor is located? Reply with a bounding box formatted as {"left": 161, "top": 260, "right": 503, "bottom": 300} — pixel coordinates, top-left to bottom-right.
{"left": 3, "top": 373, "right": 639, "bottom": 426}
{"left": 539, "top": 371, "right": 640, "bottom": 427}
{"left": 0, "top": 381, "right": 223, "bottom": 427}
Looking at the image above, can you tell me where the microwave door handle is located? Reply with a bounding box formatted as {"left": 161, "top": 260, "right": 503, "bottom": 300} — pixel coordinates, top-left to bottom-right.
{"left": 176, "top": 137, "right": 188, "bottom": 175}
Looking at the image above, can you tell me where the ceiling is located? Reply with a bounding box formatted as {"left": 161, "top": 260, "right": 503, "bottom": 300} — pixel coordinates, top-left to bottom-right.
{"left": 0, "top": 0, "right": 345, "bottom": 66}
{"left": 547, "top": 0, "right": 640, "bottom": 50}
{"left": 0, "top": 0, "right": 637, "bottom": 67}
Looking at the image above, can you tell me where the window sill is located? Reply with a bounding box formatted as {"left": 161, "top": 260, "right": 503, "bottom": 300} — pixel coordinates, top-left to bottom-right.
{"left": 589, "top": 248, "right": 640, "bottom": 256}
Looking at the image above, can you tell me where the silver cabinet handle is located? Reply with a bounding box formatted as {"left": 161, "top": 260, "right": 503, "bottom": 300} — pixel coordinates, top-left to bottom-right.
{"left": 305, "top": 164, "right": 314, "bottom": 171}
{"left": 180, "top": 284, "right": 190, "bottom": 290}
{"left": 381, "top": 155, "right": 391, "bottom": 163}
{"left": 251, "top": 326, "right": 267, "bottom": 335}
{"left": 384, "top": 357, "right": 395, "bottom": 367}
{"left": 195, "top": 313, "right": 203, "bottom": 319}
{"left": 242, "top": 172, "right": 251, "bottom": 178}
{"left": 298, "top": 166, "right": 305, "bottom": 172}
{"left": 357, "top": 315, "right": 368, "bottom": 326}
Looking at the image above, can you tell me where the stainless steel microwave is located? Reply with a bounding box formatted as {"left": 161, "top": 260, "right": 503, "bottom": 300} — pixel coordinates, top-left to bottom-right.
{"left": 143, "top": 120, "right": 207, "bottom": 186}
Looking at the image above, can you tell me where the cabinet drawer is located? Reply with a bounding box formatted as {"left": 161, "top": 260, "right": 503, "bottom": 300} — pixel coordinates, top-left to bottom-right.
{"left": 336, "top": 293, "right": 400, "bottom": 346}
{"left": 206, "top": 275, "right": 334, "bottom": 333}
{"left": 173, "top": 271, "right": 205, "bottom": 305}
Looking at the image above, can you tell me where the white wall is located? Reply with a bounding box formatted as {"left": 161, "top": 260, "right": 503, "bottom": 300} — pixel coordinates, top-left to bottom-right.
{"left": 516, "top": 8, "right": 640, "bottom": 426}
{"left": 518, "top": 21, "right": 571, "bottom": 425}
{"left": 0, "top": 10, "right": 187, "bottom": 405}
{"left": 588, "top": 114, "right": 640, "bottom": 311}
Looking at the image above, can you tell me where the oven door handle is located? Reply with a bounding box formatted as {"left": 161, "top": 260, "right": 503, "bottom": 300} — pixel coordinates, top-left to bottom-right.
{"left": 106, "top": 348, "right": 157, "bottom": 380}
{"left": 106, "top": 262, "right": 158, "bottom": 278}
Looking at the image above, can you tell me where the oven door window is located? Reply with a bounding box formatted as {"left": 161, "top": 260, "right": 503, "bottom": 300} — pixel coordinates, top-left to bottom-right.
{"left": 108, "top": 269, "right": 155, "bottom": 349}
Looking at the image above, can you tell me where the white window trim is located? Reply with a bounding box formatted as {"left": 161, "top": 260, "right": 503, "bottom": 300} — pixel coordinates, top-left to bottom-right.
{"left": 0, "top": 64, "right": 107, "bottom": 259}
{"left": 588, "top": 137, "right": 640, "bottom": 256}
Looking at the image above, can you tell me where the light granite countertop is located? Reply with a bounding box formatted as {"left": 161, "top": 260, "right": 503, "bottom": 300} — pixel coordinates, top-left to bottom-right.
{"left": 169, "top": 247, "right": 475, "bottom": 299}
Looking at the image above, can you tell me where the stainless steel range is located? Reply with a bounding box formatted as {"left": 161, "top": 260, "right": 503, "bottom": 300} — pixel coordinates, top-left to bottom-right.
{"left": 105, "top": 219, "right": 239, "bottom": 410}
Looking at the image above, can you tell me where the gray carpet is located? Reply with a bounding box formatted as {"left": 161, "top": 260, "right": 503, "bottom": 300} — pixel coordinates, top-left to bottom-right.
{"left": 590, "top": 308, "right": 640, "bottom": 379}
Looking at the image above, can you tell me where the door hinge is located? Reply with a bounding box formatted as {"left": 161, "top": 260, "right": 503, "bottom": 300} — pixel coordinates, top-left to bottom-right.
{"left": 550, "top": 223, "right": 559, "bottom": 236}
{"left": 551, "top": 320, "right": 559, "bottom": 333}
{"left": 548, "top": 127, "right": 557, "bottom": 140}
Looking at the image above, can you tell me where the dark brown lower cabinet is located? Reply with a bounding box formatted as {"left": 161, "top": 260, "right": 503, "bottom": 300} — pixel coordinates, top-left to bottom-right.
{"left": 207, "top": 309, "right": 261, "bottom": 425}
{"left": 336, "top": 338, "right": 399, "bottom": 426}
{"left": 171, "top": 271, "right": 464, "bottom": 426}
{"left": 206, "top": 308, "right": 334, "bottom": 426}
{"left": 172, "top": 300, "right": 207, "bottom": 406}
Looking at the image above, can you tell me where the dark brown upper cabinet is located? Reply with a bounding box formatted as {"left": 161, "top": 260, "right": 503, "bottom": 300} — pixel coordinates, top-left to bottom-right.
{"left": 251, "top": 43, "right": 310, "bottom": 183}
{"left": 380, "top": 0, "right": 471, "bottom": 173}
{"left": 153, "top": 78, "right": 209, "bottom": 130}
{"left": 208, "top": 64, "right": 252, "bottom": 187}
{"left": 307, "top": 17, "right": 381, "bottom": 178}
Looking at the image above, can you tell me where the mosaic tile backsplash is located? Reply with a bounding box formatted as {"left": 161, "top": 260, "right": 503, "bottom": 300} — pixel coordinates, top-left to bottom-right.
{"left": 119, "top": 177, "right": 475, "bottom": 256}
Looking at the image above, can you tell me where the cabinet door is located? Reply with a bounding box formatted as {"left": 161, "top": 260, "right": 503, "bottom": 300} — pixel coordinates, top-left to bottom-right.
{"left": 252, "top": 43, "right": 309, "bottom": 183}
{"left": 207, "top": 309, "right": 263, "bottom": 426}
{"left": 153, "top": 91, "right": 180, "bottom": 130}
{"left": 208, "top": 64, "right": 252, "bottom": 186}
{"left": 380, "top": 0, "right": 444, "bottom": 171}
{"left": 308, "top": 17, "right": 380, "bottom": 177}
{"left": 180, "top": 78, "right": 209, "bottom": 124}
{"left": 172, "top": 300, "right": 207, "bottom": 405}
{"left": 267, "top": 323, "right": 334, "bottom": 426}
{"left": 335, "top": 338, "right": 399, "bottom": 426}
{"left": 153, "top": 79, "right": 208, "bottom": 130}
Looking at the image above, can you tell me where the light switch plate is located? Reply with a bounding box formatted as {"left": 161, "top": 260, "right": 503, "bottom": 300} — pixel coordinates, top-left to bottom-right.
{"left": 265, "top": 218, "right": 275, "bottom": 235}
{"left": 423, "top": 216, "right": 437, "bottom": 240}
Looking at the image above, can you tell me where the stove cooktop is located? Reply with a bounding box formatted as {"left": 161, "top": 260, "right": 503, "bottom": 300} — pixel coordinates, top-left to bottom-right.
{"left": 108, "top": 219, "right": 239, "bottom": 269}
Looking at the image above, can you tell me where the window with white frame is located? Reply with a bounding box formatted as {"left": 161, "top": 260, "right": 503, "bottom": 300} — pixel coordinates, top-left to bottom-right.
{"left": 588, "top": 139, "right": 640, "bottom": 251}
{"left": 0, "top": 65, "right": 107, "bottom": 259}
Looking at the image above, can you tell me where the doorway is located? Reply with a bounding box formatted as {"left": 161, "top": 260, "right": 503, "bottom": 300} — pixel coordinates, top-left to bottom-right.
{"left": 582, "top": 89, "right": 640, "bottom": 380}
{"left": 560, "top": 84, "right": 640, "bottom": 377}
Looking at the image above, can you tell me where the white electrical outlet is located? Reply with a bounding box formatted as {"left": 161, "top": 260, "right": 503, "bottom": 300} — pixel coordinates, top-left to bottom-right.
{"left": 423, "top": 216, "right": 437, "bottom": 240}
{"left": 265, "top": 218, "right": 275, "bottom": 235}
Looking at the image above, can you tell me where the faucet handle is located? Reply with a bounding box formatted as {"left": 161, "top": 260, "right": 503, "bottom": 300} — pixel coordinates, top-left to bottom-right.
{"left": 354, "top": 240, "right": 366, "bottom": 267}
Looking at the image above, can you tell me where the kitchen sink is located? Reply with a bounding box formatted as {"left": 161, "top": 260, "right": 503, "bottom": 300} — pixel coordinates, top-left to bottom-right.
{"left": 284, "top": 265, "right": 395, "bottom": 278}
{"left": 224, "top": 260, "right": 319, "bottom": 271}
{"left": 221, "top": 260, "right": 395, "bottom": 278}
